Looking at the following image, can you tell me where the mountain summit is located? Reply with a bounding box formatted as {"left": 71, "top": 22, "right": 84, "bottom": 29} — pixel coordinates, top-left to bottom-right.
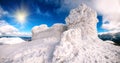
{"left": 0, "top": 4, "right": 120, "bottom": 63}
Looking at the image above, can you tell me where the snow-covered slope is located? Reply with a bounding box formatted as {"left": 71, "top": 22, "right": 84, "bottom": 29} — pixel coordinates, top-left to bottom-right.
{"left": 0, "top": 4, "right": 120, "bottom": 63}
{"left": 0, "top": 23, "right": 67, "bottom": 63}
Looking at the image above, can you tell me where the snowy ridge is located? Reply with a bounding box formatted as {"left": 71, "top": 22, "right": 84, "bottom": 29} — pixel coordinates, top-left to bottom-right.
{"left": 32, "top": 23, "right": 67, "bottom": 40}
{"left": 0, "top": 4, "right": 120, "bottom": 63}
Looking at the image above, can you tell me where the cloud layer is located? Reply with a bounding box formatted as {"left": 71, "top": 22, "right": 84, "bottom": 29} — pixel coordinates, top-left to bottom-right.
{"left": 0, "top": 20, "right": 31, "bottom": 37}
{"left": 0, "top": 20, "right": 18, "bottom": 35}
{"left": 94, "top": 0, "right": 120, "bottom": 31}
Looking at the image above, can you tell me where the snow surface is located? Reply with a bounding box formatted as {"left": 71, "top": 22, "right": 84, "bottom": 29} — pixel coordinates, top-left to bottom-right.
{"left": 0, "top": 4, "right": 120, "bottom": 63}
{"left": 0, "top": 37, "right": 25, "bottom": 45}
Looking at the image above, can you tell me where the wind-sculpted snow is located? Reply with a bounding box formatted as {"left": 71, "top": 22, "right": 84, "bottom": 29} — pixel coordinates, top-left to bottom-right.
{"left": 65, "top": 4, "right": 98, "bottom": 39}
{"left": 0, "top": 4, "right": 120, "bottom": 63}
{"left": 53, "top": 4, "right": 120, "bottom": 63}
{"left": 32, "top": 24, "right": 49, "bottom": 39}
{"left": 32, "top": 23, "right": 67, "bottom": 40}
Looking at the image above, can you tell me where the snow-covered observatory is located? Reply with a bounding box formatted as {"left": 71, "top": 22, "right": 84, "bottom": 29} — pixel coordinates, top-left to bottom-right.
{"left": 0, "top": 4, "right": 120, "bottom": 63}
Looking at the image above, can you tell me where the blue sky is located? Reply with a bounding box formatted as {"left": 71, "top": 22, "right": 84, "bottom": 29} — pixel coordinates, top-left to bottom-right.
{"left": 0, "top": 0, "right": 107, "bottom": 33}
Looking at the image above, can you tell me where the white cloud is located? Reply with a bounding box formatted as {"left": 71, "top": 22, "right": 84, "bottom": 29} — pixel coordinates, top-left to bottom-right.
{"left": 0, "top": 20, "right": 18, "bottom": 35}
{"left": 0, "top": 20, "right": 31, "bottom": 37}
{"left": 0, "top": 24, "right": 18, "bottom": 33}
{"left": 0, "top": 20, "right": 9, "bottom": 26}
{"left": 0, "top": 6, "right": 8, "bottom": 18}
{"left": 93, "top": 0, "right": 120, "bottom": 31}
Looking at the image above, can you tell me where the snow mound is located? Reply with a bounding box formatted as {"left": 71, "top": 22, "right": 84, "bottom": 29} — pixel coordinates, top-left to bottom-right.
{"left": 32, "top": 24, "right": 48, "bottom": 38}
{"left": 0, "top": 37, "right": 25, "bottom": 45}
{"left": 32, "top": 23, "right": 67, "bottom": 40}
{"left": 0, "top": 4, "right": 120, "bottom": 63}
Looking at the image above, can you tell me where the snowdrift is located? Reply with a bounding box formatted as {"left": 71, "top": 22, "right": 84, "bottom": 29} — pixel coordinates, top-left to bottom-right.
{"left": 32, "top": 24, "right": 67, "bottom": 40}
{"left": 0, "top": 4, "right": 120, "bottom": 63}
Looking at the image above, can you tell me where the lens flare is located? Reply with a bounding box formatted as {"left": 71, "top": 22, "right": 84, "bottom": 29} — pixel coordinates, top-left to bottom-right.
{"left": 14, "top": 7, "right": 28, "bottom": 24}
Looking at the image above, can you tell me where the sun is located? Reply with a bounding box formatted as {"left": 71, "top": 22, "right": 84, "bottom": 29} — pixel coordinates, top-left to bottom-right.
{"left": 14, "top": 9, "right": 28, "bottom": 24}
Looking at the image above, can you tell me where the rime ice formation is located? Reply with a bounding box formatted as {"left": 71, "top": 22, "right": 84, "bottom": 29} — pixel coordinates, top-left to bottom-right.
{"left": 32, "top": 24, "right": 49, "bottom": 39}
{"left": 0, "top": 4, "right": 120, "bottom": 63}
{"left": 53, "top": 4, "right": 120, "bottom": 63}
{"left": 65, "top": 4, "right": 98, "bottom": 40}
{"left": 32, "top": 24, "right": 67, "bottom": 40}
